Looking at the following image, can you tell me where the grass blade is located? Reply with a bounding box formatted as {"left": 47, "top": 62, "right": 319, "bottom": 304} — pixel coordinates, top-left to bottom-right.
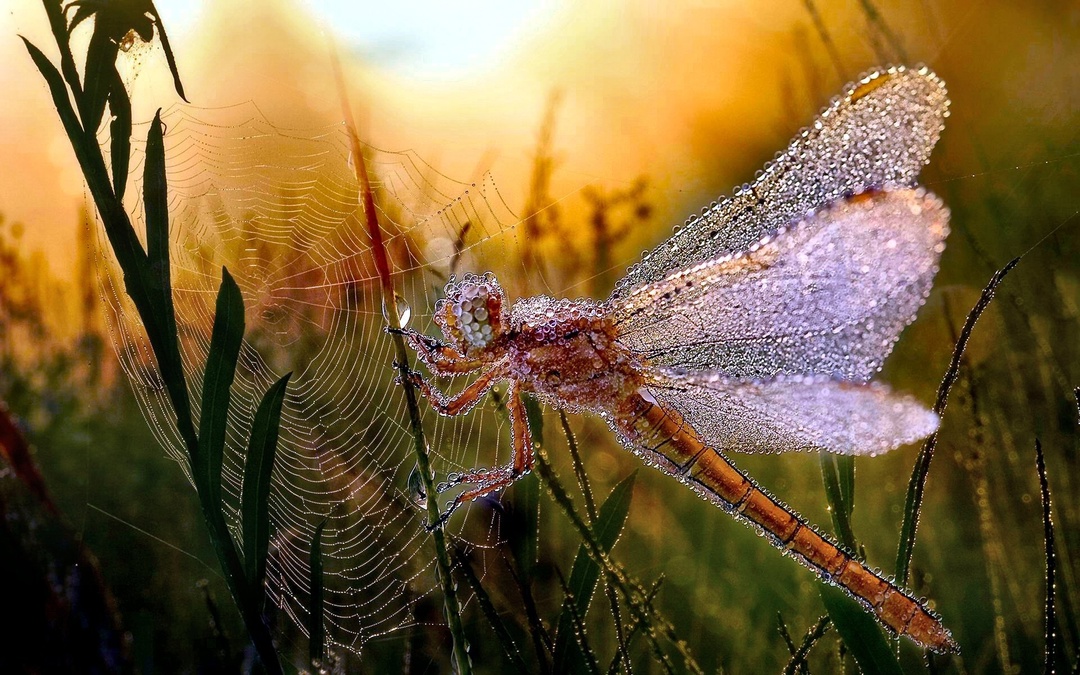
{"left": 148, "top": 1, "right": 188, "bottom": 101}
{"left": 241, "top": 373, "right": 291, "bottom": 595}
{"left": 452, "top": 547, "right": 530, "bottom": 671}
{"left": 553, "top": 472, "right": 637, "bottom": 673}
{"left": 309, "top": 519, "right": 327, "bottom": 665}
{"left": 894, "top": 257, "right": 1019, "bottom": 586}
{"left": 1036, "top": 439, "right": 1058, "bottom": 675}
{"left": 782, "top": 615, "right": 831, "bottom": 675}
{"left": 555, "top": 570, "right": 603, "bottom": 675}
{"left": 195, "top": 267, "right": 245, "bottom": 508}
{"left": 819, "top": 451, "right": 858, "bottom": 552}
{"left": 819, "top": 584, "right": 903, "bottom": 675}
{"left": 141, "top": 112, "right": 196, "bottom": 445}
{"left": 108, "top": 68, "right": 131, "bottom": 201}
{"left": 82, "top": 20, "right": 119, "bottom": 134}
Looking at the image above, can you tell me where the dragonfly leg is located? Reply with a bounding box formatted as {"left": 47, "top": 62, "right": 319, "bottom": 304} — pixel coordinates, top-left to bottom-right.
{"left": 403, "top": 363, "right": 505, "bottom": 416}
{"left": 431, "top": 382, "right": 534, "bottom": 529}
{"left": 389, "top": 327, "right": 484, "bottom": 375}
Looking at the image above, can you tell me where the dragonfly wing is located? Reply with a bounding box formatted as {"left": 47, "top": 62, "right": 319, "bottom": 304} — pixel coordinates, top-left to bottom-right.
{"left": 645, "top": 369, "right": 938, "bottom": 456}
{"left": 612, "top": 188, "right": 948, "bottom": 381}
{"left": 611, "top": 65, "right": 948, "bottom": 300}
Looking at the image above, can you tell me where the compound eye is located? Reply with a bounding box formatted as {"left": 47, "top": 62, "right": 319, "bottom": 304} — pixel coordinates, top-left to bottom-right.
{"left": 450, "top": 284, "right": 498, "bottom": 348}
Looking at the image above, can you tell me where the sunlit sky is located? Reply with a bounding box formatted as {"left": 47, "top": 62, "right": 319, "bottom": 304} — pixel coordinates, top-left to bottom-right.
{"left": 2, "top": 0, "right": 1072, "bottom": 288}
{"left": 156, "top": 0, "right": 559, "bottom": 79}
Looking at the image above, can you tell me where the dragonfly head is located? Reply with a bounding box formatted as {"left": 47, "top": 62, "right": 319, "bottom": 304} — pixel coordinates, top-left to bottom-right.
{"left": 435, "top": 273, "right": 506, "bottom": 355}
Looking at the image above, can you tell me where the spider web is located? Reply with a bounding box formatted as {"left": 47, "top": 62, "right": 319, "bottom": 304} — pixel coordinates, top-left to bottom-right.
{"left": 93, "top": 101, "right": 524, "bottom": 656}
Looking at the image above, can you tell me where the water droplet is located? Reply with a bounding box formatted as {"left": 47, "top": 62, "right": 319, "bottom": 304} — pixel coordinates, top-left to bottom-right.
{"left": 408, "top": 464, "right": 427, "bottom": 508}
{"left": 382, "top": 293, "right": 412, "bottom": 327}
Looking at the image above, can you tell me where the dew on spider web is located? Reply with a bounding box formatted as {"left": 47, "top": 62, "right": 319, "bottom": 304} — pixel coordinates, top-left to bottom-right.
{"left": 92, "top": 101, "right": 521, "bottom": 657}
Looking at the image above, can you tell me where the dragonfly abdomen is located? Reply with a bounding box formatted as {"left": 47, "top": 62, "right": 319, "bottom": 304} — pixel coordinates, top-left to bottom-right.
{"left": 612, "top": 391, "right": 958, "bottom": 653}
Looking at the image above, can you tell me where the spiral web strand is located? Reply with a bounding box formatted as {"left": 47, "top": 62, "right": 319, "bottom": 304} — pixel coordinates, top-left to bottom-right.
{"left": 94, "top": 102, "right": 522, "bottom": 656}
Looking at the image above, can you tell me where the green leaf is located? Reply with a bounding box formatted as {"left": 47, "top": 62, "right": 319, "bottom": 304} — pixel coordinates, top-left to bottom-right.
{"left": 510, "top": 395, "right": 544, "bottom": 577}
{"left": 309, "top": 519, "right": 327, "bottom": 665}
{"left": 108, "top": 67, "right": 131, "bottom": 201}
{"left": 553, "top": 471, "right": 637, "bottom": 674}
{"left": 453, "top": 547, "right": 529, "bottom": 671}
{"left": 837, "top": 454, "right": 855, "bottom": 518}
{"left": 141, "top": 111, "right": 194, "bottom": 440}
{"left": 195, "top": 267, "right": 245, "bottom": 509}
{"left": 242, "top": 373, "right": 292, "bottom": 596}
{"left": 819, "top": 451, "right": 858, "bottom": 552}
{"left": 819, "top": 584, "right": 903, "bottom": 675}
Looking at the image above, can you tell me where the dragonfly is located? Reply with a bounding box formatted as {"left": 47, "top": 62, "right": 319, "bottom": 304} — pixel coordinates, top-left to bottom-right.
{"left": 394, "top": 65, "right": 956, "bottom": 652}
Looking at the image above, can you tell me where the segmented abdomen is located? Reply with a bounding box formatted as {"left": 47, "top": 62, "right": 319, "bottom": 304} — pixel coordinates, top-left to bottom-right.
{"left": 611, "top": 391, "right": 958, "bottom": 653}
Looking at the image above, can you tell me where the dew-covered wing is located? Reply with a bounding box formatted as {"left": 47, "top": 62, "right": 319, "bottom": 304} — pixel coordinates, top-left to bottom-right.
{"left": 646, "top": 369, "right": 938, "bottom": 456}
{"left": 610, "top": 65, "right": 948, "bottom": 301}
{"left": 611, "top": 188, "right": 948, "bottom": 381}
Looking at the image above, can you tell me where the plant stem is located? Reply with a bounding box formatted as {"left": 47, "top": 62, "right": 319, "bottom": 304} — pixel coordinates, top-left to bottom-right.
{"left": 332, "top": 53, "right": 472, "bottom": 675}
{"left": 894, "top": 258, "right": 1018, "bottom": 586}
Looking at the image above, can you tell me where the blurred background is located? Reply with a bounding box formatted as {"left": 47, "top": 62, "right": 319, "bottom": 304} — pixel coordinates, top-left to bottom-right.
{"left": 1, "top": 0, "right": 1078, "bottom": 672}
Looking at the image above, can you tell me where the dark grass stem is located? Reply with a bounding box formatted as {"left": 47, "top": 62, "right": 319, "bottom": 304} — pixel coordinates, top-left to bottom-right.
{"left": 1036, "top": 440, "right": 1058, "bottom": 675}
{"left": 332, "top": 56, "right": 472, "bottom": 674}
{"left": 555, "top": 410, "right": 632, "bottom": 671}
{"left": 555, "top": 570, "right": 604, "bottom": 675}
{"left": 452, "top": 548, "right": 530, "bottom": 671}
{"left": 607, "top": 579, "right": 664, "bottom": 675}
{"left": 894, "top": 257, "right": 1020, "bottom": 587}
{"left": 533, "top": 447, "right": 703, "bottom": 675}
{"left": 801, "top": 0, "right": 846, "bottom": 79}
{"left": 561, "top": 409, "right": 598, "bottom": 521}
{"left": 783, "top": 615, "right": 832, "bottom": 675}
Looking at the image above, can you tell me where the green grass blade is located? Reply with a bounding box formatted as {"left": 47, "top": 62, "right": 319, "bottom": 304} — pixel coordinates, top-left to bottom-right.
{"left": 309, "top": 519, "right": 327, "bottom": 665}
{"left": 453, "top": 546, "right": 530, "bottom": 671}
{"left": 553, "top": 472, "right": 637, "bottom": 674}
{"left": 894, "top": 258, "right": 1019, "bottom": 586}
{"left": 195, "top": 267, "right": 245, "bottom": 507}
{"left": 1036, "top": 440, "right": 1059, "bottom": 675}
{"left": 819, "top": 584, "right": 903, "bottom": 675}
{"left": 142, "top": 111, "right": 194, "bottom": 441}
{"left": 241, "top": 372, "right": 291, "bottom": 596}
{"left": 513, "top": 395, "right": 545, "bottom": 577}
{"left": 819, "top": 451, "right": 858, "bottom": 552}
{"left": 837, "top": 454, "right": 855, "bottom": 517}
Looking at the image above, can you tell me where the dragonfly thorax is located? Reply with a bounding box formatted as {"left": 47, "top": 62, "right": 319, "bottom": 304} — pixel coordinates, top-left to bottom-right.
{"left": 507, "top": 296, "right": 645, "bottom": 412}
